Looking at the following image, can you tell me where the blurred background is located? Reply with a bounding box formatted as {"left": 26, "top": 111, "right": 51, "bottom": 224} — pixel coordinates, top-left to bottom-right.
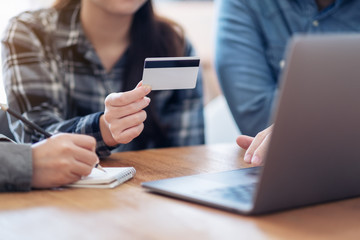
{"left": 0, "top": 0, "right": 240, "bottom": 143}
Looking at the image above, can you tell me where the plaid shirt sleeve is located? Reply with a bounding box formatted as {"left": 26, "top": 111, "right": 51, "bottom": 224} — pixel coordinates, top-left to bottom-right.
{"left": 2, "top": 16, "right": 112, "bottom": 157}
{"left": 162, "top": 41, "right": 205, "bottom": 147}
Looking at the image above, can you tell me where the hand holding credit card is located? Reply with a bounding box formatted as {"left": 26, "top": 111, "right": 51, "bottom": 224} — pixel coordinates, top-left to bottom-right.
{"left": 142, "top": 56, "right": 200, "bottom": 90}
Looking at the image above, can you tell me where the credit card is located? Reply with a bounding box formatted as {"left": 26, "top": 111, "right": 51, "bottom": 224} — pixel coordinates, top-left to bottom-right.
{"left": 142, "top": 56, "right": 200, "bottom": 90}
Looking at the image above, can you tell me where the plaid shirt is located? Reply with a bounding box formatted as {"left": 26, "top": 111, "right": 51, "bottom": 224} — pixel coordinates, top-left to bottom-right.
{"left": 2, "top": 4, "right": 204, "bottom": 157}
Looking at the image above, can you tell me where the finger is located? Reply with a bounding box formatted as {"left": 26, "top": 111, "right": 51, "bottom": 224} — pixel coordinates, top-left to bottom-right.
{"left": 69, "top": 135, "right": 97, "bottom": 151}
{"left": 115, "top": 123, "right": 144, "bottom": 144}
{"left": 243, "top": 132, "right": 269, "bottom": 163}
{"left": 236, "top": 135, "right": 254, "bottom": 150}
{"left": 70, "top": 158, "right": 95, "bottom": 177}
{"left": 136, "top": 81, "right": 143, "bottom": 88}
{"left": 105, "top": 86, "right": 151, "bottom": 107}
{"left": 72, "top": 146, "right": 99, "bottom": 167}
{"left": 120, "top": 97, "right": 151, "bottom": 118}
{"left": 52, "top": 172, "right": 81, "bottom": 187}
{"left": 110, "top": 110, "right": 147, "bottom": 136}
{"left": 137, "top": 80, "right": 153, "bottom": 91}
{"left": 64, "top": 172, "right": 82, "bottom": 185}
{"left": 51, "top": 133, "right": 97, "bottom": 152}
{"left": 244, "top": 125, "right": 273, "bottom": 163}
{"left": 106, "top": 97, "right": 151, "bottom": 120}
{"left": 251, "top": 133, "right": 272, "bottom": 166}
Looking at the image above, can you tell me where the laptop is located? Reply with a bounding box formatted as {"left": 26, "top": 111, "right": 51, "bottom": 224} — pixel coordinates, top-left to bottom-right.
{"left": 142, "top": 34, "right": 360, "bottom": 215}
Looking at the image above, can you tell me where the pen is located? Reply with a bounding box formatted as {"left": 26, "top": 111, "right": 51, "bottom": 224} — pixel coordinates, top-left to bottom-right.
{"left": 0, "top": 103, "right": 52, "bottom": 138}
{"left": 0, "top": 103, "right": 106, "bottom": 172}
{"left": 95, "top": 163, "right": 106, "bottom": 172}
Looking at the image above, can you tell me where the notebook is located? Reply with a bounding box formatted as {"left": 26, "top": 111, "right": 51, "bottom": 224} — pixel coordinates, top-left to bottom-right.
{"left": 142, "top": 34, "right": 360, "bottom": 215}
{"left": 67, "top": 167, "right": 136, "bottom": 189}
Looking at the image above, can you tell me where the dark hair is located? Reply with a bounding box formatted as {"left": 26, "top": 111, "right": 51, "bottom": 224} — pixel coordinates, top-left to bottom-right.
{"left": 126, "top": 1, "right": 185, "bottom": 90}
{"left": 53, "top": 0, "right": 185, "bottom": 90}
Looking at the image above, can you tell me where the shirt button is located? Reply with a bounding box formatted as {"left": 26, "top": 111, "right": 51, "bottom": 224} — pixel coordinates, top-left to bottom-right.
{"left": 279, "top": 60, "right": 285, "bottom": 69}
{"left": 312, "top": 20, "right": 319, "bottom": 27}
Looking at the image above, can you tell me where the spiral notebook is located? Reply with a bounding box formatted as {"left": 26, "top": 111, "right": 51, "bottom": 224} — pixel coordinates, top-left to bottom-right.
{"left": 66, "top": 167, "right": 136, "bottom": 189}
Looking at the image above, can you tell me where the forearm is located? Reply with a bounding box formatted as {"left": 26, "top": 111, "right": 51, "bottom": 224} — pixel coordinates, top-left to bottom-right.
{"left": 99, "top": 115, "right": 117, "bottom": 146}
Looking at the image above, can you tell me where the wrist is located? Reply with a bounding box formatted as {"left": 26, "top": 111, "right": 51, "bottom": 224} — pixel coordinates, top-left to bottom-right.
{"left": 99, "top": 115, "right": 117, "bottom": 146}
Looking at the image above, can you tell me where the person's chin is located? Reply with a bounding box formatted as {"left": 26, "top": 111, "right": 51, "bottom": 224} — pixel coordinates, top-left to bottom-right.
{"left": 104, "top": 2, "right": 146, "bottom": 16}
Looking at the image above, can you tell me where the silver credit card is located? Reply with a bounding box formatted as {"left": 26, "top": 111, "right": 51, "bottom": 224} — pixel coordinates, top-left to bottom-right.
{"left": 142, "top": 56, "right": 200, "bottom": 90}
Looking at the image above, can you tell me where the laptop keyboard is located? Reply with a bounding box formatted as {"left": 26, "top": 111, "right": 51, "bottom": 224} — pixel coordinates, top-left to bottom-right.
{"left": 196, "top": 183, "right": 257, "bottom": 203}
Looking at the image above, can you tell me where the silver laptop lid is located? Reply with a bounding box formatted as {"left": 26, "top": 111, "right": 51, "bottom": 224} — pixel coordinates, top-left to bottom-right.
{"left": 253, "top": 34, "right": 360, "bottom": 214}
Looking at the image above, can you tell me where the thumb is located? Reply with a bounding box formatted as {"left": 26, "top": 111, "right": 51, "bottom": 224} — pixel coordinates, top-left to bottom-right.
{"left": 136, "top": 81, "right": 143, "bottom": 89}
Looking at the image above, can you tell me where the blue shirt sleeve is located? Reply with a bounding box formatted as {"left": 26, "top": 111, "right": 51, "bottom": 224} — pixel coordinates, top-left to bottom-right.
{"left": 215, "top": 0, "right": 278, "bottom": 136}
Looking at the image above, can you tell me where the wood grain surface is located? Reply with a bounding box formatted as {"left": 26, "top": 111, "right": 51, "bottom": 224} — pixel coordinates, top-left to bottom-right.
{"left": 1, "top": 144, "right": 359, "bottom": 240}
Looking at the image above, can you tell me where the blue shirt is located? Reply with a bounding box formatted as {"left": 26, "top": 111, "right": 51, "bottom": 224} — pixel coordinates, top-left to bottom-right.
{"left": 215, "top": 0, "right": 360, "bottom": 136}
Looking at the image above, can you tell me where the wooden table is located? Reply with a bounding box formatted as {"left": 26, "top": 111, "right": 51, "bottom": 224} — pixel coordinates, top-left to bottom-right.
{"left": 1, "top": 144, "right": 360, "bottom": 240}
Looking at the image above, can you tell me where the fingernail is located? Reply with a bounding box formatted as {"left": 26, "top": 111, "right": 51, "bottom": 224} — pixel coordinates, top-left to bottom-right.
{"left": 244, "top": 154, "right": 252, "bottom": 163}
{"left": 251, "top": 155, "right": 261, "bottom": 165}
{"left": 143, "top": 85, "right": 152, "bottom": 94}
{"left": 145, "top": 97, "right": 151, "bottom": 104}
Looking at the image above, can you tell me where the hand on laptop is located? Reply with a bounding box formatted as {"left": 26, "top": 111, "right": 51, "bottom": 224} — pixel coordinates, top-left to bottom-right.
{"left": 236, "top": 125, "right": 273, "bottom": 166}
